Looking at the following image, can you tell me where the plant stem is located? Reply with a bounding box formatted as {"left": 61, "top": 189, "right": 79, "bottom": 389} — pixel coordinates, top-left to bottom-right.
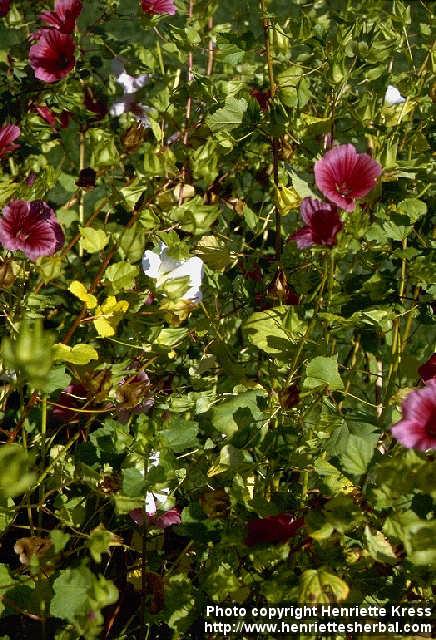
{"left": 207, "top": 16, "right": 214, "bottom": 76}
{"left": 79, "top": 129, "right": 86, "bottom": 257}
{"left": 19, "top": 383, "right": 34, "bottom": 536}
{"left": 260, "top": 0, "right": 281, "bottom": 260}
{"left": 38, "top": 395, "right": 47, "bottom": 533}
{"left": 139, "top": 451, "right": 150, "bottom": 640}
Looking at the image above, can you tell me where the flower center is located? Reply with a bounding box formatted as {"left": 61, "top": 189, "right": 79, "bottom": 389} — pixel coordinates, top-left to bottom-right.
{"left": 336, "top": 181, "right": 352, "bottom": 197}
{"left": 425, "top": 416, "right": 436, "bottom": 437}
{"left": 16, "top": 229, "right": 29, "bottom": 242}
{"left": 58, "top": 54, "right": 70, "bottom": 69}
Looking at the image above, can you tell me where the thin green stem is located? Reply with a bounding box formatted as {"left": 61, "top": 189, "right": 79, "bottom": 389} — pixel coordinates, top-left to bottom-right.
{"left": 78, "top": 129, "right": 86, "bottom": 257}
{"left": 139, "top": 450, "right": 151, "bottom": 640}
{"left": 260, "top": 0, "right": 281, "bottom": 260}
{"left": 19, "top": 383, "right": 34, "bottom": 536}
{"left": 38, "top": 395, "right": 47, "bottom": 533}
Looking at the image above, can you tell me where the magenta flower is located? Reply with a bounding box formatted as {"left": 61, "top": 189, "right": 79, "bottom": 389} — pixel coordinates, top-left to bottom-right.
{"left": 289, "top": 197, "right": 343, "bottom": 249}
{"left": 140, "top": 0, "right": 176, "bottom": 15}
{"left": 129, "top": 506, "right": 181, "bottom": 529}
{"left": 391, "top": 380, "right": 436, "bottom": 451}
{"left": 418, "top": 354, "right": 436, "bottom": 384}
{"left": 52, "top": 383, "right": 87, "bottom": 423}
{"left": 0, "top": 0, "right": 10, "bottom": 18}
{"left": 245, "top": 513, "right": 304, "bottom": 547}
{"left": 35, "top": 105, "right": 71, "bottom": 130}
{"left": 0, "top": 200, "right": 64, "bottom": 261}
{"left": 40, "top": 0, "right": 82, "bottom": 34}
{"left": 0, "top": 124, "right": 20, "bottom": 158}
{"left": 29, "top": 29, "right": 75, "bottom": 83}
{"left": 314, "top": 143, "right": 382, "bottom": 212}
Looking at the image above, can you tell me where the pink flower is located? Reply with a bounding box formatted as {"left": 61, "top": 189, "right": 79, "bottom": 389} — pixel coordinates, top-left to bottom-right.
{"left": 35, "top": 105, "right": 57, "bottom": 128}
{"left": 391, "top": 380, "right": 436, "bottom": 451}
{"left": 289, "top": 197, "right": 343, "bottom": 248}
{"left": 245, "top": 513, "right": 304, "bottom": 547}
{"left": 314, "top": 143, "right": 382, "bottom": 212}
{"left": 29, "top": 29, "right": 75, "bottom": 83}
{"left": 0, "top": 199, "right": 64, "bottom": 260}
{"left": 35, "top": 105, "right": 71, "bottom": 129}
{"left": 129, "top": 506, "right": 182, "bottom": 529}
{"left": 0, "top": 124, "right": 20, "bottom": 157}
{"left": 40, "top": 0, "right": 82, "bottom": 34}
{"left": 0, "top": 0, "right": 10, "bottom": 18}
{"left": 418, "top": 354, "right": 436, "bottom": 384}
{"left": 140, "top": 0, "right": 176, "bottom": 15}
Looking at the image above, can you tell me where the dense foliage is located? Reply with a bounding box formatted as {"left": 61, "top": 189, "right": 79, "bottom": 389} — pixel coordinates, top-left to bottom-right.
{"left": 0, "top": 0, "right": 434, "bottom": 638}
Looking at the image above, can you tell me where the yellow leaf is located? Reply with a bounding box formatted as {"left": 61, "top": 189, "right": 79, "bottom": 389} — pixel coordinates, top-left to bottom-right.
{"left": 93, "top": 296, "right": 129, "bottom": 338}
{"left": 52, "top": 343, "right": 98, "bottom": 364}
{"left": 69, "top": 281, "right": 97, "bottom": 309}
{"left": 275, "top": 185, "right": 301, "bottom": 214}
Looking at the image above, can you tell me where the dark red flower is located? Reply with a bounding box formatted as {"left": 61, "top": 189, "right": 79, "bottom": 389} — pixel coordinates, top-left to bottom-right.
{"left": 29, "top": 29, "right": 75, "bottom": 83}
{"left": 250, "top": 88, "right": 271, "bottom": 112}
{"left": 0, "top": 199, "right": 64, "bottom": 260}
{"left": 140, "top": 0, "right": 176, "bottom": 15}
{"left": 0, "top": 124, "right": 20, "bottom": 157}
{"left": 52, "top": 383, "right": 87, "bottom": 423}
{"left": 84, "top": 86, "right": 108, "bottom": 120}
{"left": 314, "top": 143, "right": 382, "bottom": 212}
{"left": 279, "top": 383, "right": 300, "bottom": 409}
{"left": 0, "top": 0, "right": 10, "bottom": 18}
{"left": 40, "top": 0, "right": 82, "bottom": 33}
{"left": 129, "top": 506, "right": 182, "bottom": 529}
{"left": 289, "top": 197, "right": 343, "bottom": 249}
{"left": 245, "top": 513, "right": 304, "bottom": 546}
{"left": 391, "top": 380, "right": 436, "bottom": 451}
{"left": 418, "top": 354, "right": 436, "bottom": 383}
{"left": 266, "top": 267, "right": 299, "bottom": 304}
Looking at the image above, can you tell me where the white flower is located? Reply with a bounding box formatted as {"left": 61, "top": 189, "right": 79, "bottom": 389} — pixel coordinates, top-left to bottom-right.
{"left": 145, "top": 451, "right": 170, "bottom": 515}
{"left": 385, "top": 85, "right": 406, "bottom": 106}
{"left": 142, "top": 243, "right": 204, "bottom": 303}
{"left": 110, "top": 58, "right": 152, "bottom": 125}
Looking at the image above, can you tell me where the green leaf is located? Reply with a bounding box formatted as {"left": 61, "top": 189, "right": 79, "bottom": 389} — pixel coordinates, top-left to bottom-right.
{"left": 80, "top": 227, "right": 109, "bottom": 254}
{"left": 168, "top": 197, "right": 219, "bottom": 236}
{"left": 206, "top": 97, "right": 248, "bottom": 132}
{"left": 87, "top": 525, "right": 120, "bottom": 563}
{"left": 210, "top": 389, "right": 267, "bottom": 436}
{"left": 304, "top": 355, "right": 344, "bottom": 390}
{"left": 50, "top": 567, "right": 91, "bottom": 622}
{"left": 119, "top": 223, "right": 145, "bottom": 262}
{"left": 397, "top": 197, "right": 427, "bottom": 223}
{"left": 43, "top": 366, "right": 71, "bottom": 393}
{"left": 0, "top": 498, "right": 15, "bottom": 534}
{"left": 50, "top": 530, "right": 71, "bottom": 554}
{"left": 364, "top": 526, "right": 397, "bottom": 565}
{"left": 243, "top": 307, "right": 304, "bottom": 355}
{"left": 339, "top": 434, "right": 375, "bottom": 476}
{"left": 196, "top": 236, "right": 233, "bottom": 271}
{"left": 324, "top": 495, "right": 364, "bottom": 533}
{"left": 121, "top": 467, "right": 144, "bottom": 498}
{"left": 299, "top": 568, "right": 349, "bottom": 603}
{"left": 0, "top": 445, "right": 35, "bottom": 498}
{"left": 104, "top": 262, "right": 139, "bottom": 294}
{"left": 159, "top": 416, "right": 199, "bottom": 452}
{"left": 384, "top": 511, "right": 436, "bottom": 568}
